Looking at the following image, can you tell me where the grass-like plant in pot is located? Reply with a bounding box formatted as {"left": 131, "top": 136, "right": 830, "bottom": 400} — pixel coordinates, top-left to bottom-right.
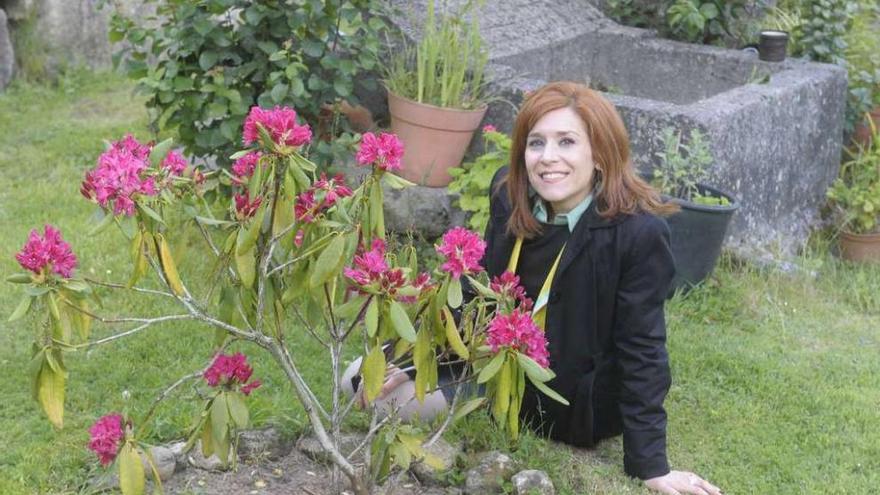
{"left": 384, "top": 0, "right": 490, "bottom": 187}
{"left": 651, "top": 128, "right": 740, "bottom": 293}
{"left": 827, "top": 117, "right": 880, "bottom": 262}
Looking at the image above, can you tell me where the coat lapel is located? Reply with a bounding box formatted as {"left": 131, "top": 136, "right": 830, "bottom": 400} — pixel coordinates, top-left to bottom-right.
{"left": 554, "top": 204, "right": 618, "bottom": 283}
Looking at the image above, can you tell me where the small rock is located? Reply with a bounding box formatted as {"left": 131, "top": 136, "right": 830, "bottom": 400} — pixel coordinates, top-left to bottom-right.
{"left": 146, "top": 446, "right": 176, "bottom": 481}
{"left": 511, "top": 469, "right": 555, "bottom": 495}
{"left": 239, "top": 427, "right": 290, "bottom": 461}
{"left": 167, "top": 441, "right": 188, "bottom": 472}
{"left": 296, "top": 432, "right": 365, "bottom": 465}
{"left": 411, "top": 438, "right": 461, "bottom": 485}
{"left": 464, "top": 451, "right": 517, "bottom": 494}
{"left": 187, "top": 440, "right": 234, "bottom": 471}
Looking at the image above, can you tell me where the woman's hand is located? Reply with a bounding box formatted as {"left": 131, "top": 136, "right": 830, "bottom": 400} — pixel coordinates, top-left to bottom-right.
{"left": 644, "top": 471, "right": 721, "bottom": 495}
{"left": 355, "top": 365, "right": 410, "bottom": 409}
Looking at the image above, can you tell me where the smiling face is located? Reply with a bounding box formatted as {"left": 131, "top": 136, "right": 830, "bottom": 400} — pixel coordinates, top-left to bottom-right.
{"left": 524, "top": 106, "right": 596, "bottom": 215}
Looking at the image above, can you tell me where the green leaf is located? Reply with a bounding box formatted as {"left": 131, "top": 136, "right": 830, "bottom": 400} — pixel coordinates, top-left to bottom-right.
{"left": 119, "top": 443, "right": 146, "bottom": 495}
{"left": 236, "top": 204, "right": 266, "bottom": 256}
{"left": 532, "top": 378, "right": 570, "bottom": 406}
{"left": 383, "top": 172, "right": 415, "bottom": 190}
{"left": 389, "top": 441, "right": 412, "bottom": 470}
{"left": 309, "top": 234, "right": 346, "bottom": 288}
{"left": 362, "top": 344, "right": 386, "bottom": 402}
{"left": 365, "top": 297, "right": 379, "bottom": 337}
{"left": 6, "top": 273, "right": 32, "bottom": 283}
{"left": 226, "top": 392, "right": 250, "bottom": 428}
{"left": 271, "top": 84, "right": 288, "bottom": 103}
{"left": 138, "top": 203, "right": 166, "bottom": 225}
{"left": 442, "top": 306, "right": 469, "bottom": 359}
{"left": 199, "top": 51, "right": 219, "bottom": 71}
{"left": 336, "top": 294, "right": 367, "bottom": 321}
{"left": 452, "top": 397, "right": 486, "bottom": 423}
{"left": 37, "top": 360, "right": 65, "bottom": 429}
{"left": 89, "top": 209, "right": 116, "bottom": 236}
{"left": 515, "top": 352, "right": 554, "bottom": 383}
{"left": 8, "top": 295, "right": 32, "bottom": 322}
{"left": 447, "top": 277, "right": 463, "bottom": 309}
{"left": 388, "top": 300, "right": 417, "bottom": 343}
{"left": 195, "top": 216, "right": 234, "bottom": 227}
{"left": 699, "top": 2, "right": 719, "bottom": 19}
{"left": 210, "top": 394, "right": 230, "bottom": 446}
{"left": 492, "top": 359, "right": 511, "bottom": 420}
{"left": 477, "top": 352, "right": 506, "bottom": 384}
{"left": 235, "top": 247, "right": 256, "bottom": 289}
{"left": 149, "top": 138, "right": 174, "bottom": 168}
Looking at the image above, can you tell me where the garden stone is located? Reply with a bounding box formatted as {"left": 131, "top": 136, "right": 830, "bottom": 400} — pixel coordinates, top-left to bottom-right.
{"left": 2, "top": 0, "right": 36, "bottom": 21}
{"left": 238, "top": 426, "right": 290, "bottom": 461}
{"left": 511, "top": 469, "right": 555, "bottom": 495}
{"left": 382, "top": 184, "right": 466, "bottom": 239}
{"left": 0, "top": 8, "right": 13, "bottom": 91}
{"left": 167, "top": 440, "right": 189, "bottom": 472}
{"left": 296, "top": 431, "right": 364, "bottom": 465}
{"left": 464, "top": 451, "right": 517, "bottom": 494}
{"left": 411, "top": 438, "right": 461, "bottom": 485}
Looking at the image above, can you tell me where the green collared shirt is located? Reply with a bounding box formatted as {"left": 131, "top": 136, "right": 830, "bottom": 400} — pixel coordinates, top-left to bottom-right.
{"left": 532, "top": 193, "right": 594, "bottom": 232}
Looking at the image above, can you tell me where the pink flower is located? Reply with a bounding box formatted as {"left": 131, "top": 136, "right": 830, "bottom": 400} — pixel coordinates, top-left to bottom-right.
{"left": 294, "top": 173, "right": 352, "bottom": 223}
{"left": 232, "top": 151, "right": 262, "bottom": 179}
{"left": 82, "top": 134, "right": 158, "bottom": 216}
{"left": 204, "top": 352, "right": 261, "bottom": 394}
{"left": 161, "top": 150, "right": 188, "bottom": 176}
{"left": 436, "top": 227, "right": 486, "bottom": 279}
{"left": 242, "top": 106, "right": 312, "bottom": 148}
{"left": 344, "top": 239, "right": 426, "bottom": 300}
{"left": 234, "top": 192, "right": 262, "bottom": 220}
{"left": 355, "top": 132, "right": 404, "bottom": 171}
{"left": 482, "top": 124, "right": 497, "bottom": 134}
{"left": 490, "top": 271, "right": 533, "bottom": 311}
{"left": 486, "top": 309, "right": 550, "bottom": 368}
{"left": 16, "top": 225, "right": 78, "bottom": 279}
{"left": 88, "top": 414, "right": 124, "bottom": 466}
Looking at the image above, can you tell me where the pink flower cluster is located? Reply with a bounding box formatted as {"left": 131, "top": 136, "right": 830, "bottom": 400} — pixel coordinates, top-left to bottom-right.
{"left": 294, "top": 173, "right": 353, "bottom": 223}
{"left": 490, "top": 271, "right": 533, "bottom": 311}
{"left": 15, "top": 225, "right": 78, "bottom": 278}
{"left": 161, "top": 150, "right": 188, "bottom": 176}
{"left": 486, "top": 309, "right": 550, "bottom": 368}
{"left": 234, "top": 191, "right": 262, "bottom": 220}
{"left": 482, "top": 124, "right": 497, "bottom": 134}
{"left": 232, "top": 151, "right": 262, "bottom": 179}
{"left": 204, "top": 352, "right": 262, "bottom": 395}
{"left": 81, "top": 134, "right": 158, "bottom": 216}
{"left": 436, "top": 227, "right": 486, "bottom": 279}
{"left": 242, "top": 106, "right": 312, "bottom": 149}
{"left": 355, "top": 132, "right": 404, "bottom": 171}
{"left": 343, "top": 239, "right": 432, "bottom": 302}
{"left": 88, "top": 413, "right": 124, "bottom": 466}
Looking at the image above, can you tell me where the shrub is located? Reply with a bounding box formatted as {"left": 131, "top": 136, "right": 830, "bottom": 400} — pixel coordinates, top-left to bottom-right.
{"left": 107, "top": 0, "right": 389, "bottom": 168}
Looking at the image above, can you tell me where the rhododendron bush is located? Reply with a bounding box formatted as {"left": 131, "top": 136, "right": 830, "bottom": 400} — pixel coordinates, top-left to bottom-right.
{"left": 6, "top": 105, "right": 566, "bottom": 495}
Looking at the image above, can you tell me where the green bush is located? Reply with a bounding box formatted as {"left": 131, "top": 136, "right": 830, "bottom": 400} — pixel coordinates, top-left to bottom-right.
{"left": 108, "top": 0, "right": 389, "bottom": 167}
{"left": 448, "top": 128, "right": 510, "bottom": 233}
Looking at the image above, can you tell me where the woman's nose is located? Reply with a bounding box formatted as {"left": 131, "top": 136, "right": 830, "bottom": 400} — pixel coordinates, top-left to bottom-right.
{"left": 541, "top": 142, "right": 560, "bottom": 162}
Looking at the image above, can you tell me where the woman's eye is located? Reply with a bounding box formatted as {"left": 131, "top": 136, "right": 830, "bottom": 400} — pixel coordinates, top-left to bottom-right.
{"left": 527, "top": 139, "right": 544, "bottom": 148}
{"left": 560, "top": 137, "right": 575, "bottom": 146}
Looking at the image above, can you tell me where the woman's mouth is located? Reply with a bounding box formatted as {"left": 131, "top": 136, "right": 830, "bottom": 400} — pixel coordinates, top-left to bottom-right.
{"left": 539, "top": 171, "right": 569, "bottom": 183}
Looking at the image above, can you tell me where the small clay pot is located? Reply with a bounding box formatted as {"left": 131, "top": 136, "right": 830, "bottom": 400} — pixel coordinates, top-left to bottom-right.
{"left": 839, "top": 230, "right": 880, "bottom": 263}
{"left": 852, "top": 107, "right": 880, "bottom": 148}
{"left": 758, "top": 30, "right": 789, "bottom": 62}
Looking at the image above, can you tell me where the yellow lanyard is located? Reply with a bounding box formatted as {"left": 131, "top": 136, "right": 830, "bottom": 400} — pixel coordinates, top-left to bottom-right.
{"left": 506, "top": 237, "right": 565, "bottom": 331}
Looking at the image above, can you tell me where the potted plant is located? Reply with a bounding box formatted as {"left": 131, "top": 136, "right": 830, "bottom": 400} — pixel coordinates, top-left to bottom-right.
{"left": 826, "top": 117, "right": 880, "bottom": 262}
{"left": 384, "top": 0, "right": 489, "bottom": 187}
{"left": 846, "top": 11, "right": 880, "bottom": 147}
{"left": 650, "top": 128, "right": 740, "bottom": 294}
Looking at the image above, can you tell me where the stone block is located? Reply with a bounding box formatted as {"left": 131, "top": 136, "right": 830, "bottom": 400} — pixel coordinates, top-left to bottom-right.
{"left": 464, "top": 450, "right": 517, "bottom": 494}
{"left": 0, "top": 8, "right": 12, "bottom": 90}
{"left": 511, "top": 469, "right": 555, "bottom": 495}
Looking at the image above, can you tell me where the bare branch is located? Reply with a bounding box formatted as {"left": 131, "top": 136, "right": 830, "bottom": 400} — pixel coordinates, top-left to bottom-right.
{"left": 63, "top": 314, "right": 195, "bottom": 349}
{"left": 83, "top": 278, "right": 175, "bottom": 298}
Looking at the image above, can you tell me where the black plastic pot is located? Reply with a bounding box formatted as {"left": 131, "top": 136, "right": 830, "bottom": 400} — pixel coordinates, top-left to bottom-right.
{"left": 664, "top": 184, "right": 739, "bottom": 296}
{"left": 758, "top": 30, "right": 789, "bottom": 62}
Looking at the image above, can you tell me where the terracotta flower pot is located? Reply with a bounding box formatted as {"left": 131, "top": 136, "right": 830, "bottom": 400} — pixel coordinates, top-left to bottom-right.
{"left": 839, "top": 230, "right": 880, "bottom": 262}
{"left": 387, "top": 90, "right": 487, "bottom": 187}
{"left": 853, "top": 107, "right": 880, "bottom": 148}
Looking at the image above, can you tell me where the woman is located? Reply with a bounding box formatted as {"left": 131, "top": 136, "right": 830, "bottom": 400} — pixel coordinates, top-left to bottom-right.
{"left": 345, "top": 81, "right": 720, "bottom": 494}
{"left": 481, "top": 81, "right": 719, "bottom": 494}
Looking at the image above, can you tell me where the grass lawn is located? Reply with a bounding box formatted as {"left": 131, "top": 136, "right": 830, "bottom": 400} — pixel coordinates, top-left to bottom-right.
{"left": 1, "top": 71, "right": 879, "bottom": 494}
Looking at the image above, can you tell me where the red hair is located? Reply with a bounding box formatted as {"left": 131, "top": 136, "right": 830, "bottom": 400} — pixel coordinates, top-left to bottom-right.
{"left": 504, "top": 81, "right": 677, "bottom": 238}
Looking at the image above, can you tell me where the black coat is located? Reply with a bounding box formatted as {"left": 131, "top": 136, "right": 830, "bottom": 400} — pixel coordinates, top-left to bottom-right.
{"left": 483, "top": 167, "right": 674, "bottom": 480}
